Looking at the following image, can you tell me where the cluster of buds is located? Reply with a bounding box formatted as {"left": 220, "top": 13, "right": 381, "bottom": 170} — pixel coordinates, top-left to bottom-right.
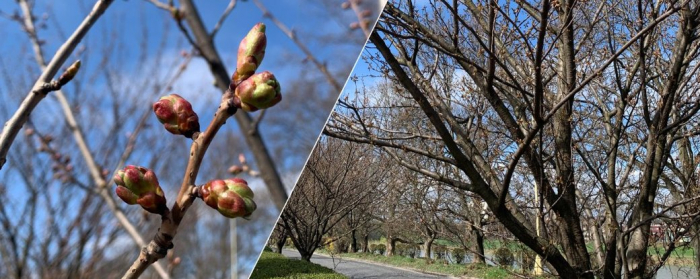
{"left": 114, "top": 165, "right": 168, "bottom": 215}
{"left": 233, "top": 71, "right": 282, "bottom": 112}
{"left": 198, "top": 178, "right": 256, "bottom": 219}
{"left": 228, "top": 153, "right": 259, "bottom": 176}
{"left": 153, "top": 94, "right": 200, "bottom": 138}
{"left": 28, "top": 129, "right": 74, "bottom": 183}
{"left": 341, "top": 0, "right": 373, "bottom": 31}
{"left": 230, "top": 23, "right": 282, "bottom": 112}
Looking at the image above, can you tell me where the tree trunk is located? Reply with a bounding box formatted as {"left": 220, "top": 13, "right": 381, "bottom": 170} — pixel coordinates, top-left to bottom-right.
{"left": 275, "top": 237, "right": 285, "bottom": 254}
{"left": 299, "top": 249, "right": 313, "bottom": 262}
{"left": 386, "top": 237, "right": 397, "bottom": 256}
{"left": 350, "top": 228, "right": 358, "bottom": 253}
{"left": 423, "top": 237, "right": 434, "bottom": 259}
{"left": 552, "top": 3, "right": 593, "bottom": 276}
{"left": 694, "top": 224, "right": 700, "bottom": 278}
{"left": 471, "top": 222, "right": 486, "bottom": 264}
{"left": 362, "top": 234, "right": 369, "bottom": 253}
{"left": 274, "top": 228, "right": 287, "bottom": 253}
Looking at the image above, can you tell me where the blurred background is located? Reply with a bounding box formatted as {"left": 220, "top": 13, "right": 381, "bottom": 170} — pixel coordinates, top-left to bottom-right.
{"left": 0, "top": 0, "right": 384, "bottom": 278}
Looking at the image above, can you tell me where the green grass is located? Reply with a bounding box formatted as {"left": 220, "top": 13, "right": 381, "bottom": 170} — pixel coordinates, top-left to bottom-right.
{"left": 250, "top": 251, "right": 347, "bottom": 279}
{"left": 337, "top": 252, "right": 539, "bottom": 279}
{"left": 647, "top": 245, "right": 695, "bottom": 257}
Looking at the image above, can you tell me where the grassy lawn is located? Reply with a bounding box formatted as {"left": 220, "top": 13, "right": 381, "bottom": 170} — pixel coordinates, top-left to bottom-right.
{"left": 336, "top": 252, "right": 544, "bottom": 279}
{"left": 250, "top": 251, "right": 347, "bottom": 279}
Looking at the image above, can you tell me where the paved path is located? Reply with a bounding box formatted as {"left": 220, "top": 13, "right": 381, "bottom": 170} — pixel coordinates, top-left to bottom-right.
{"left": 282, "top": 249, "right": 446, "bottom": 279}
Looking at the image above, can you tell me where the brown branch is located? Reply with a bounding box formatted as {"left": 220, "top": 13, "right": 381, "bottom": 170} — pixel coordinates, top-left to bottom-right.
{"left": 13, "top": 2, "right": 173, "bottom": 277}
{"left": 177, "top": 0, "right": 288, "bottom": 210}
{"left": 0, "top": 0, "right": 115, "bottom": 170}
{"left": 122, "top": 92, "right": 237, "bottom": 279}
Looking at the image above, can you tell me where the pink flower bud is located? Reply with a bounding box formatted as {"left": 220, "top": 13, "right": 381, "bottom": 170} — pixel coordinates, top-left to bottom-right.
{"left": 228, "top": 165, "right": 244, "bottom": 174}
{"left": 236, "top": 23, "right": 267, "bottom": 81}
{"left": 234, "top": 71, "right": 282, "bottom": 112}
{"left": 153, "top": 94, "right": 200, "bottom": 138}
{"left": 113, "top": 165, "right": 168, "bottom": 215}
{"left": 198, "top": 178, "right": 256, "bottom": 219}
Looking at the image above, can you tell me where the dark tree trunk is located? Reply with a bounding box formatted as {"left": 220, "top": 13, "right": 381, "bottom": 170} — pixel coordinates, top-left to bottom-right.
{"left": 299, "top": 249, "right": 313, "bottom": 262}
{"left": 350, "top": 228, "right": 358, "bottom": 253}
{"left": 551, "top": 2, "right": 593, "bottom": 277}
{"left": 362, "top": 234, "right": 369, "bottom": 253}
{"left": 275, "top": 229, "right": 287, "bottom": 253}
{"left": 275, "top": 237, "right": 285, "bottom": 254}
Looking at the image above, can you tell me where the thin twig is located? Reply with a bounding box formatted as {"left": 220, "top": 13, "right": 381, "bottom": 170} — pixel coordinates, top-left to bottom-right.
{"left": 144, "top": 0, "right": 203, "bottom": 56}
{"left": 145, "top": 0, "right": 171, "bottom": 11}
{"left": 249, "top": 109, "right": 266, "bottom": 136}
{"left": 0, "top": 0, "right": 115, "bottom": 170}
{"left": 252, "top": 0, "right": 342, "bottom": 92}
{"left": 210, "top": 0, "right": 237, "bottom": 38}
{"left": 13, "top": 1, "right": 171, "bottom": 278}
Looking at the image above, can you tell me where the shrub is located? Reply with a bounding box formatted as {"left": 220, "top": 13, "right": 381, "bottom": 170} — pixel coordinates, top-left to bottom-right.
{"left": 369, "top": 244, "right": 378, "bottom": 254}
{"left": 494, "top": 247, "right": 514, "bottom": 267}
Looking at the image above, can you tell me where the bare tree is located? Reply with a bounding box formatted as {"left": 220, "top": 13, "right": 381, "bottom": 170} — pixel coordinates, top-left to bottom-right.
{"left": 325, "top": 1, "right": 700, "bottom": 278}
{"left": 280, "top": 137, "right": 387, "bottom": 261}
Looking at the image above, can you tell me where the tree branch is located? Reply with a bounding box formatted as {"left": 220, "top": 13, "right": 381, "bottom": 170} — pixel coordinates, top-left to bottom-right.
{"left": 0, "top": 0, "right": 115, "bottom": 170}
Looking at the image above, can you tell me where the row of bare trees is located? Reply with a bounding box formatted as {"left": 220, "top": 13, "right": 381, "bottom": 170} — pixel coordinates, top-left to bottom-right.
{"left": 312, "top": 1, "right": 700, "bottom": 279}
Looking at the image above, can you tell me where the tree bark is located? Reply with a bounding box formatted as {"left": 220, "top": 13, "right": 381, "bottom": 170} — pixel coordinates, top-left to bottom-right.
{"left": 275, "top": 231, "right": 286, "bottom": 254}
{"left": 350, "top": 228, "right": 358, "bottom": 253}
{"left": 471, "top": 222, "right": 486, "bottom": 264}
{"left": 386, "top": 236, "right": 397, "bottom": 256}
{"left": 423, "top": 237, "right": 434, "bottom": 260}
{"left": 362, "top": 234, "right": 369, "bottom": 253}
{"left": 551, "top": 1, "right": 593, "bottom": 276}
{"left": 694, "top": 224, "right": 700, "bottom": 278}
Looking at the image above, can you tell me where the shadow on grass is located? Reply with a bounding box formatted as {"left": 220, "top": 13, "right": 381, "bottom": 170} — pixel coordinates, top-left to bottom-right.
{"left": 250, "top": 251, "right": 346, "bottom": 279}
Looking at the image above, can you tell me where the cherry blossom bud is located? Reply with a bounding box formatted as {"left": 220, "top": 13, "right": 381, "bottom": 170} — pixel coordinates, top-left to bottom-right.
{"left": 228, "top": 165, "right": 244, "bottom": 175}
{"left": 114, "top": 165, "right": 168, "bottom": 215}
{"left": 236, "top": 23, "right": 267, "bottom": 81}
{"left": 153, "top": 94, "right": 200, "bottom": 138}
{"left": 58, "top": 60, "right": 81, "bottom": 86}
{"left": 234, "top": 71, "right": 281, "bottom": 112}
{"left": 198, "top": 178, "right": 256, "bottom": 219}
